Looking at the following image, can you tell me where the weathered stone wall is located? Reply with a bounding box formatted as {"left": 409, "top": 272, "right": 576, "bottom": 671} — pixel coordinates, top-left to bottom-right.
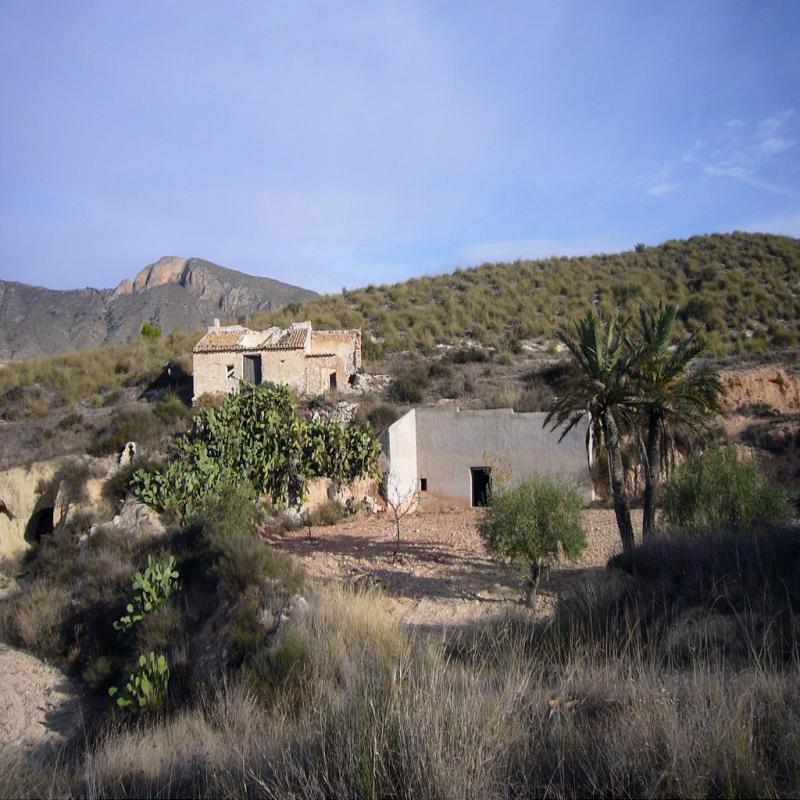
{"left": 311, "top": 330, "right": 361, "bottom": 371}
{"left": 193, "top": 326, "right": 361, "bottom": 400}
{"left": 192, "top": 350, "right": 242, "bottom": 398}
{"left": 305, "top": 354, "right": 340, "bottom": 395}
{"left": 262, "top": 350, "right": 309, "bottom": 391}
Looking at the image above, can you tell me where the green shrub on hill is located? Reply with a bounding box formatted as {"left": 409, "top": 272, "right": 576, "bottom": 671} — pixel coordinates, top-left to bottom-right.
{"left": 663, "top": 446, "right": 795, "bottom": 533}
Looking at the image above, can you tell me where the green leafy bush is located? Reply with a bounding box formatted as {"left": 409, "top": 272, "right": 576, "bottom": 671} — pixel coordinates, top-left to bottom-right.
{"left": 109, "top": 651, "right": 169, "bottom": 712}
{"left": 390, "top": 365, "right": 429, "bottom": 403}
{"left": 140, "top": 322, "right": 162, "bottom": 340}
{"left": 113, "top": 554, "right": 180, "bottom": 634}
{"left": 191, "top": 487, "right": 305, "bottom": 598}
{"left": 131, "top": 383, "right": 381, "bottom": 516}
{"left": 663, "top": 446, "right": 795, "bottom": 534}
{"left": 364, "top": 403, "right": 400, "bottom": 433}
{"left": 479, "top": 475, "right": 586, "bottom": 604}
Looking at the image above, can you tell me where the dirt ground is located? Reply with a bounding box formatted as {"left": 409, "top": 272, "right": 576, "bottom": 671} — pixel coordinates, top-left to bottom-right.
{"left": 269, "top": 508, "right": 640, "bottom": 628}
{"left": 0, "top": 643, "right": 84, "bottom": 756}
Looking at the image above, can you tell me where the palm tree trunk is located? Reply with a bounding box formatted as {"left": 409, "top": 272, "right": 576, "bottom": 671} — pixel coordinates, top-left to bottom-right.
{"left": 602, "top": 411, "right": 635, "bottom": 552}
{"left": 642, "top": 410, "right": 660, "bottom": 540}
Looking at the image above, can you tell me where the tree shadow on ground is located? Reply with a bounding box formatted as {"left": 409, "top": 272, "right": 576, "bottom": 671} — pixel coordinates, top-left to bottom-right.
{"left": 269, "top": 521, "right": 605, "bottom": 608}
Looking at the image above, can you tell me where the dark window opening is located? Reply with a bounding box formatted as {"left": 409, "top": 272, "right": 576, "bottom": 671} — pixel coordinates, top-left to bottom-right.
{"left": 243, "top": 355, "right": 262, "bottom": 385}
{"left": 226, "top": 364, "right": 235, "bottom": 379}
{"left": 470, "top": 467, "right": 491, "bottom": 508}
{"left": 420, "top": 477, "right": 428, "bottom": 492}
{"left": 329, "top": 372, "right": 337, "bottom": 391}
{"left": 25, "top": 506, "right": 54, "bottom": 543}
{"left": 348, "top": 373, "right": 358, "bottom": 387}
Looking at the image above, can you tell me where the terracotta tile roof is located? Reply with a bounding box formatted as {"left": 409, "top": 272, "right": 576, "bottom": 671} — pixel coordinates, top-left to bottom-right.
{"left": 193, "top": 325, "right": 308, "bottom": 353}
{"left": 193, "top": 329, "right": 248, "bottom": 353}
{"left": 266, "top": 327, "right": 307, "bottom": 350}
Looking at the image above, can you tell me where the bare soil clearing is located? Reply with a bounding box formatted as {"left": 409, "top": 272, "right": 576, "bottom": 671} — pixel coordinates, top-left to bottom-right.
{"left": 0, "top": 644, "right": 84, "bottom": 756}
{"left": 269, "top": 508, "right": 639, "bottom": 628}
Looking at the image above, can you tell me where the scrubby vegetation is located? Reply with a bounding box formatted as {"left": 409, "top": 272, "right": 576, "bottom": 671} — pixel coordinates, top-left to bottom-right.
{"left": 0, "top": 330, "right": 196, "bottom": 421}
{"left": 251, "top": 232, "right": 800, "bottom": 358}
{"left": 1, "top": 232, "right": 800, "bottom": 797}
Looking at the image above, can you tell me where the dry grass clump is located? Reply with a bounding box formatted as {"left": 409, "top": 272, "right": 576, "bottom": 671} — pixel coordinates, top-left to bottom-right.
{"left": 0, "top": 579, "right": 70, "bottom": 657}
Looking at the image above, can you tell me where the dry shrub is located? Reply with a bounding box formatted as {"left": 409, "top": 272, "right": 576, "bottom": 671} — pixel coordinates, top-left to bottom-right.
{"left": 269, "top": 586, "right": 405, "bottom": 690}
{"left": 0, "top": 579, "right": 70, "bottom": 656}
{"left": 6, "top": 514, "right": 800, "bottom": 797}
{"left": 364, "top": 403, "right": 399, "bottom": 432}
{"left": 89, "top": 405, "right": 165, "bottom": 456}
{"left": 308, "top": 499, "right": 348, "bottom": 527}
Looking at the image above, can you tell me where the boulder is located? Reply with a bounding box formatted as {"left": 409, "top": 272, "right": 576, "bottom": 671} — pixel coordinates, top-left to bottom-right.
{"left": 111, "top": 499, "right": 166, "bottom": 538}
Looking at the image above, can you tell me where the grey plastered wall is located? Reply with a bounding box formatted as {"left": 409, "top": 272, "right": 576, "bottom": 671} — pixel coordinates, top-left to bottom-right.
{"left": 380, "top": 408, "right": 418, "bottom": 504}
{"left": 411, "top": 407, "right": 592, "bottom": 508}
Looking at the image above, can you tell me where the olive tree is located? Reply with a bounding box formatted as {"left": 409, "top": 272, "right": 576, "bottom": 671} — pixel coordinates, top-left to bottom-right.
{"left": 478, "top": 475, "right": 586, "bottom": 606}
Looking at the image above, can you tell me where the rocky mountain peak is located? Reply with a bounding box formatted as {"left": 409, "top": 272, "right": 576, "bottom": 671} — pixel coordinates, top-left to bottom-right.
{"left": 114, "top": 256, "right": 188, "bottom": 297}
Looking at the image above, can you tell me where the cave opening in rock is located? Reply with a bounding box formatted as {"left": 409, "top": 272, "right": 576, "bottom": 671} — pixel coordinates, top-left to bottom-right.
{"left": 25, "top": 506, "right": 55, "bottom": 543}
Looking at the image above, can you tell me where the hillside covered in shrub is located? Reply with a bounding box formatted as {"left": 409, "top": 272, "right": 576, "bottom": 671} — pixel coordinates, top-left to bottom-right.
{"left": 253, "top": 232, "right": 800, "bottom": 357}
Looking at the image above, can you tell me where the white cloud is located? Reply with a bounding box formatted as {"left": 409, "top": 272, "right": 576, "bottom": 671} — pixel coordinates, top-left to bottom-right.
{"left": 703, "top": 165, "right": 800, "bottom": 198}
{"left": 642, "top": 109, "right": 798, "bottom": 200}
{"left": 759, "top": 136, "right": 795, "bottom": 156}
{"left": 647, "top": 181, "right": 680, "bottom": 197}
{"left": 756, "top": 108, "right": 795, "bottom": 138}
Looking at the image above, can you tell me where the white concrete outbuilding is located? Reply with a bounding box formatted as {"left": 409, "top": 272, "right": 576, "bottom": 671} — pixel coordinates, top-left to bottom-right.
{"left": 381, "top": 406, "right": 593, "bottom": 509}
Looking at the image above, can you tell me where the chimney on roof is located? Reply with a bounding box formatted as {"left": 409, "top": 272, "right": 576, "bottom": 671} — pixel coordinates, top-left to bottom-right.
{"left": 213, "top": 318, "right": 220, "bottom": 328}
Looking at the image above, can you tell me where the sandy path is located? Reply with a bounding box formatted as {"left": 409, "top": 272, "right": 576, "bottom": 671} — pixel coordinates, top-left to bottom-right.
{"left": 269, "top": 508, "right": 640, "bottom": 628}
{"left": 0, "top": 644, "right": 84, "bottom": 755}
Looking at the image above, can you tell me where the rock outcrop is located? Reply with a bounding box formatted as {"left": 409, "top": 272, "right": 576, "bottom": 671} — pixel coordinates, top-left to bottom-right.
{"left": 720, "top": 365, "right": 800, "bottom": 413}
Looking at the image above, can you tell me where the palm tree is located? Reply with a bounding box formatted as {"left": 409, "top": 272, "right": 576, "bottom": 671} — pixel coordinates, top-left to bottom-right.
{"left": 545, "top": 310, "right": 637, "bottom": 553}
{"left": 633, "top": 303, "right": 722, "bottom": 539}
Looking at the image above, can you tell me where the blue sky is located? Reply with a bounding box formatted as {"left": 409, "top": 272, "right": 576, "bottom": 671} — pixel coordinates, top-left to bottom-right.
{"left": 1, "top": 1, "right": 799, "bottom": 292}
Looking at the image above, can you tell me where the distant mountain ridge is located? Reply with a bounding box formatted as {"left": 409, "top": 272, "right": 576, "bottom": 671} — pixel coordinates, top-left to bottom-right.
{"left": 0, "top": 256, "right": 317, "bottom": 359}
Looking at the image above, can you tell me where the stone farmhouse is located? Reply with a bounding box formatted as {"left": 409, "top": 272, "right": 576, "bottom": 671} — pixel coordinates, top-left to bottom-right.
{"left": 381, "top": 406, "right": 593, "bottom": 509}
{"left": 192, "top": 320, "right": 361, "bottom": 401}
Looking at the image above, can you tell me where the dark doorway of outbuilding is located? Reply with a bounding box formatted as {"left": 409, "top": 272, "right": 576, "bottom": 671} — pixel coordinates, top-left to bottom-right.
{"left": 25, "top": 506, "right": 54, "bottom": 543}
{"left": 470, "top": 467, "right": 491, "bottom": 507}
{"left": 243, "top": 355, "right": 263, "bottom": 385}
{"left": 329, "top": 372, "right": 337, "bottom": 391}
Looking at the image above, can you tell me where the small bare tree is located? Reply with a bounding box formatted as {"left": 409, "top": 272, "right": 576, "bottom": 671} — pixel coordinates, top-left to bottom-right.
{"left": 384, "top": 474, "right": 417, "bottom": 560}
